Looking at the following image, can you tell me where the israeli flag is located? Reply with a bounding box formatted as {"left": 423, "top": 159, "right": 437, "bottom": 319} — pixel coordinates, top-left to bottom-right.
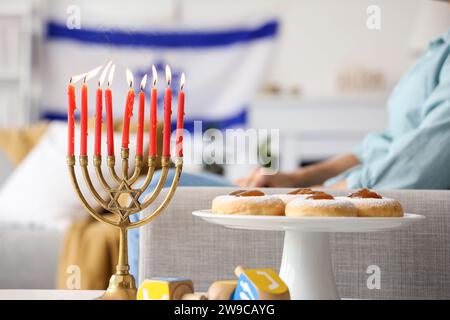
{"left": 42, "top": 18, "right": 279, "bottom": 131}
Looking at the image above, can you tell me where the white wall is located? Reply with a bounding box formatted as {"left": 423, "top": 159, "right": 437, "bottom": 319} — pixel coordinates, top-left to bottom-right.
{"left": 265, "top": 0, "right": 419, "bottom": 97}
{"left": 181, "top": 0, "right": 447, "bottom": 98}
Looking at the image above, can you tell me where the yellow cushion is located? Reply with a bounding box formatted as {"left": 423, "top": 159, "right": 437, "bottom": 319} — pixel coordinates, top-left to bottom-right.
{"left": 0, "top": 122, "right": 49, "bottom": 166}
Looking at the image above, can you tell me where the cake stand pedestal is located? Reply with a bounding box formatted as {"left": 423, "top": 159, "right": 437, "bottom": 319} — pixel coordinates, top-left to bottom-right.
{"left": 192, "top": 211, "right": 424, "bottom": 300}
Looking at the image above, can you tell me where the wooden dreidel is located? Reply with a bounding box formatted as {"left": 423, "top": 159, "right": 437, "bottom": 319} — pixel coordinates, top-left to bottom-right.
{"left": 207, "top": 280, "right": 238, "bottom": 300}
{"left": 137, "top": 277, "right": 196, "bottom": 300}
{"left": 232, "top": 266, "right": 290, "bottom": 300}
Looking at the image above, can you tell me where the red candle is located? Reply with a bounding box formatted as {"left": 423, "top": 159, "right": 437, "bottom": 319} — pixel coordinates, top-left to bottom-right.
{"left": 162, "top": 65, "right": 172, "bottom": 157}
{"left": 105, "top": 64, "right": 116, "bottom": 156}
{"left": 149, "top": 65, "right": 158, "bottom": 157}
{"left": 94, "top": 86, "right": 103, "bottom": 156}
{"left": 80, "top": 80, "right": 88, "bottom": 156}
{"left": 136, "top": 74, "right": 147, "bottom": 156}
{"left": 121, "top": 68, "right": 135, "bottom": 149}
{"left": 94, "top": 61, "right": 112, "bottom": 156}
{"left": 67, "top": 80, "right": 77, "bottom": 156}
{"left": 79, "top": 65, "right": 102, "bottom": 156}
{"left": 175, "top": 73, "right": 185, "bottom": 157}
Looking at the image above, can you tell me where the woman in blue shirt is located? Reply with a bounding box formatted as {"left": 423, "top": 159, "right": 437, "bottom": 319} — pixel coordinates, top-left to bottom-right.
{"left": 237, "top": 27, "right": 450, "bottom": 190}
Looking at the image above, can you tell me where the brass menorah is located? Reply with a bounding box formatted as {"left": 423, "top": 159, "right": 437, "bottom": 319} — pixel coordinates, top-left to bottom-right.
{"left": 67, "top": 151, "right": 182, "bottom": 300}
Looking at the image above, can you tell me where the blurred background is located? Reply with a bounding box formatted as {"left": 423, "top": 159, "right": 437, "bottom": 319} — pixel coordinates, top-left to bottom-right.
{"left": 0, "top": 0, "right": 449, "bottom": 291}
{"left": 0, "top": 0, "right": 449, "bottom": 181}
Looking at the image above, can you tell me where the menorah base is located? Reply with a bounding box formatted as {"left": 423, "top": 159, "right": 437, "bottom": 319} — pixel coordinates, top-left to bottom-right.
{"left": 97, "top": 273, "right": 137, "bottom": 300}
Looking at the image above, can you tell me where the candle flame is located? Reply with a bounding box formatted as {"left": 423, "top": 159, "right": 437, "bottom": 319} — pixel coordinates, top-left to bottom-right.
{"left": 180, "top": 73, "right": 185, "bottom": 91}
{"left": 70, "top": 73, "right": 86, "bottom": 84}
{"left": 152, "top": 65, "right": 158, "bottom": 86}
{"left": 140, "top": 74, "right": 147, "bottom": 90}
{"left": 126, "top": 68, "right": 134, "bottom": 88}
{"left": 165, "top": 65, "right": 171, "bottom": 86}
{"left": 107, "top": 64, "right": 116, "bottom": 86}
{"left": 85, "top": 65, "right": 103, "bottom": 82}
{"left": 98, "top": 60, "right": 112, "bottom": 87}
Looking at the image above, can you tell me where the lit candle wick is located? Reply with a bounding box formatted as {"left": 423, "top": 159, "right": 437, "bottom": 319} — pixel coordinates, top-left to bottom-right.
{"left": 180, "top": 72, "right": 185, "bottom": 91}
{"left": 140, "top": 74, "right": 147, "bottom": 91}
{"left": 152, "top": 65, "right": 158, "bottom": 87}
{"left": 107, "top": 64, "right": 116, "bottom": 87}
{"left": 165, "top": 65, "right": 171, "bottom": 86}
{"left": 126, "top": 68, "right": 134, "bottom": 89}
{"left": 98, "top": 60, "right": 112, "bottom": 88}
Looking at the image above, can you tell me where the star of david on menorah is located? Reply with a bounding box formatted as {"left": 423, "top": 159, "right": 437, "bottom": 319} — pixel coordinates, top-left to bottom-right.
{"left": 66, "top": 61, "right": 185, "bottom": 300}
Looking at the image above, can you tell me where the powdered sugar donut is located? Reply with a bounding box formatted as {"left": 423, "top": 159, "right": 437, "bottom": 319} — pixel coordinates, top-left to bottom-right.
{"left": 212, "top": 190, "right": 285, "bottom": 216}
{"left": 343, "top": 189, "right": 403, "bottom": 217}
{"left": 276, "top": 194, "right": 309, "bottom": 205}
{"left": 275, "top": 188, "right": 318, "bottom": 204}
{"left": 285, "top": 192, "right": 357, "bottom": 217}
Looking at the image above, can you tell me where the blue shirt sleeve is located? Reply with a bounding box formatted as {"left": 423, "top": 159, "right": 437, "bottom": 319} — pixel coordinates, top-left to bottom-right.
{"left": 347, "top": 56, "right": 450, "bottom": 189}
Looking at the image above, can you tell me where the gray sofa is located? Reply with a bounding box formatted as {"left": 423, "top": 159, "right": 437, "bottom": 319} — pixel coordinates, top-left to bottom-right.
{"left": 139, "top": 187, "right": 450, "bottom": 299}
{"left": 0, "top": 151, "right": 63, "bottom": 289}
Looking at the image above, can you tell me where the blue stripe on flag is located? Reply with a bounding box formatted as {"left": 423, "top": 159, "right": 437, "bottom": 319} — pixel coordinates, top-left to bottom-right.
{"left": 40, "top": 108, "right": 247, "bottom": 130}
{"left": 41, "top": 111, "right": 72, "bottom": 121}
{"left": 46, "top": 20, "right": 278, "bottom": 48}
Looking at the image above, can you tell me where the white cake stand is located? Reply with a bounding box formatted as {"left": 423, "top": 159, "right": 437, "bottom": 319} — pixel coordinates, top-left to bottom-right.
{"left": 192, "top": 210, "right": 425, "bottom": 300}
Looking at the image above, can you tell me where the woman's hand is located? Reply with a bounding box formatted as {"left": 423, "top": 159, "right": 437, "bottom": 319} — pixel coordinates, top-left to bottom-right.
{"left": 234, "top": 153, "right": 359, "bottom": 188}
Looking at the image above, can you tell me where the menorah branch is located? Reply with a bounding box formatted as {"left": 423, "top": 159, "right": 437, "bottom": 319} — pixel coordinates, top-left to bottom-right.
{"left": 79, "top": 156, "right": 111, "bottom": 211}
{"left": 138, "top": 156, "right": 171, "bottom": 211}
{"left": 129, "top": 157, "right": 182, "bottom": 229}
{"left": 127, "top": 155, "right": 143, "bottom": 185}
{"left": 121, "top": 148, "right": 129, "bottom": 180}
{"left": 107, "top": 155, "right": 122, "bottom": 184}
{"left": 67, "top": 156, "right": 120, "bottom": 227}
{"left": 136, "top": 156, "right": 157, "bottom": 192}
{"left": 93, "top": 155, "right": 114, "bottom": 191}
